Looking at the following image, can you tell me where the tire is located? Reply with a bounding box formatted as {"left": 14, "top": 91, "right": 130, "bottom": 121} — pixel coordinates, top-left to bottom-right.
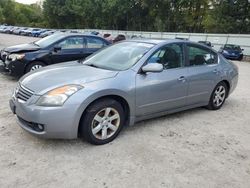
{"left": 207, "top": 82, "right": 228, "bottom": 110}
{"left": 80, "top": 98, "right": 125, "bottom": 145}
{"left": 238, "top": 56, "right": 243, "bottom": 61}
{"left": 25, "top": 61, "right": 46, "bottom": 73}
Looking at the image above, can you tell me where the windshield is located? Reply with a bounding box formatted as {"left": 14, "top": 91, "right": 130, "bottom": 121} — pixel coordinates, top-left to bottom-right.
{"left": 34, "top": 33, "right": 65, "bottom": 48}
{"left": 84, "top": 42, "right": 154, "bottom": 71}
{"left": 225, "top": 44, "right": 241, "bottom": 51}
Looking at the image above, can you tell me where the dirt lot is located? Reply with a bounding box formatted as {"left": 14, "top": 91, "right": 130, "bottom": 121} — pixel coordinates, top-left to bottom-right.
{"left": 0, "top": 33, "right": 250, "bottom": 188}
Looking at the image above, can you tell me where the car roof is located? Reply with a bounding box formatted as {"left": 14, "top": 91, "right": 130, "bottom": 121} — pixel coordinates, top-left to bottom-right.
{"left": 125, "top": 39, "right": 218, "bottom": 53}
{"left": 127, "top": 39, "right": 186, "bottom": 45}
{"left": 127, "top": 38, "right": 210, "bottom": 46}
{"left": 53, "top": 32, "right": 106, "bottom": 39}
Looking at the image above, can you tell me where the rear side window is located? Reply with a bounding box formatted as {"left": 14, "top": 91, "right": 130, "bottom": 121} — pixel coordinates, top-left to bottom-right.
{"left": 187, "top": 45, "right": 217, "bottom": 66}
{"left": 86, "top": 37, "right": 106, "bottom": 49}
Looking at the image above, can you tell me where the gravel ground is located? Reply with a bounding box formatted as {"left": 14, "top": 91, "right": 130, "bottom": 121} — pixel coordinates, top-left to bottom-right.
{"left": 0, "top": 33, "right": 250, "bottom": 188}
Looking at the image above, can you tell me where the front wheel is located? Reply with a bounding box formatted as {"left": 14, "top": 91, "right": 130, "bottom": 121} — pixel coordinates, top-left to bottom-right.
{"left": 80, "top": 98, "right": 125, "bottom": 145}
{"left": 207, "top": 82, "right": 228, "bottom": 110}
{"left": 25, "top": 62, "right": 46, "bottom": 73}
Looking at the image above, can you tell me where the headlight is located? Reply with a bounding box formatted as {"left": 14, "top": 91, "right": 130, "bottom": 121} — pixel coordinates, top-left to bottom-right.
{"left": 8, "top": 53, "right": 25, "bottom": 61}
{"left": 36, "top": 85, "right": 83, "bottom": 107}
{"left": 223, "top": 50, "right": 229, "bottom": 55}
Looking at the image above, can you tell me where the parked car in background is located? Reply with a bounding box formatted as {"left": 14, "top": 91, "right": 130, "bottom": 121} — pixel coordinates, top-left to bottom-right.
{"left": 0, "top": 33, "right": 111, "bottom": 76}
{"left": 39, "top": 30, "right": 56, "bottom": 38}
{"left": 113, "top": 34, "right": 126, "bottom": 43}
{"left": 198, "top": 41, "right": 213, "bottom": 47}
{"left": 103, "top": 33, "right": 113, "bottom": 43}
{"left": 25, "top": 28, "right": 40, "bottom": 36}
{"left": 13, "top": 27, "right": 24, "bottom": 35}
{"left": 3, "top": 26, "right": 15, "bottom": 34}
{"left": 31, "top": 29, "right": 47, "bottom": 37}
{"left": 0, "top": 26, "right": 8, "bottom": 33}
{"left": 19, "top": 28, "right": 29, "bottom": 35}
{"left": 219, "top": 44, "right": 244, "bottom": 61}
{"left": 9, "top": 27, "right": 20, "bottom": 34}
{"left": 9, "top": 40, "right": 238, "bottom": 145}
{"left": 175, "top": 37, "right": 189, "bottom": 41}
{"left": 91, "top": 31, "right": 100, "bottom": 35}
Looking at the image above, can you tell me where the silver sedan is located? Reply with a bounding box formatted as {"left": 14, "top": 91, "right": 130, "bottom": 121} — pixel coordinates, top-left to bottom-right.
{"left": 9, "top": 39, "right": 238, "bottom": 145}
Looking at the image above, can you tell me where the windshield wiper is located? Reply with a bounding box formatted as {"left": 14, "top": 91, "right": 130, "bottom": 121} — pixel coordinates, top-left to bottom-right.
{"left": 32, "top": 42, "right": 40, "bottom": 47}
{"left": 85, "top": 63, "right": 100, "bottom": 68}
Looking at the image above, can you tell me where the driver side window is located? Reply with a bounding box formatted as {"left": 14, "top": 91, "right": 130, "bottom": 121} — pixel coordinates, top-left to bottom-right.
{"left": 147, "top": 44, "right": 184, "bottom": 69}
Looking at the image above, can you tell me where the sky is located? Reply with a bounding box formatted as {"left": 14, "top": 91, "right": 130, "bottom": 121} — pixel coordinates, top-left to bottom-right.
{"left": 15, "top": 0, "right": 38, "bottom": 4}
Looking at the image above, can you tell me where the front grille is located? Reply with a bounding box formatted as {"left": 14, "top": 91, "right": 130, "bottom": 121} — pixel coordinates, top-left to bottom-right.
{"left": 16, "top": 84, "right": 34, "bottom": 102}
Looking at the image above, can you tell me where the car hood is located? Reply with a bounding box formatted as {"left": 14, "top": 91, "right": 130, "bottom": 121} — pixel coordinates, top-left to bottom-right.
{"left": 19, "top": 61, "right": 119, "bottom": 95}
{"left": 4, "top": 43, "right": 40, "bottom": 53}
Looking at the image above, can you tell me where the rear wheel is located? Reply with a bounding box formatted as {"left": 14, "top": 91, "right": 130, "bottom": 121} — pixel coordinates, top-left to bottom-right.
{"left": 80, "top": 98, "right": 125, "bottom": 145}
{"left": 207, "top": 82, "right": 228, "bottom": 110}
{"left": 25, "top": 62, "right": 46, "bottom": 73}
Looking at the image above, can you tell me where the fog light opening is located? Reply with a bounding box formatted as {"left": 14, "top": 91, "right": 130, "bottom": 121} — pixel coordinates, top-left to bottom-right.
{"left": 38, "top": 124, "right": 44, "bottom": 131}
{"left": 33, "top": 123, "right": 45, "bottom": 132}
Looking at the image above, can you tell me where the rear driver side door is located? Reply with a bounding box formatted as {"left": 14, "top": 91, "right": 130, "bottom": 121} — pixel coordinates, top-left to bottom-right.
{"left": 185, "top": 44, "right": 222, "bottom": 105}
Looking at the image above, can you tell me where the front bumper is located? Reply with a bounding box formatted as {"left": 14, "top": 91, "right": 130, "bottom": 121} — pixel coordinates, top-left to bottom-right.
{"left": 10, "top": 97, "right": 82, "bottom": 139}
{"left": 2, "top": 59, "right": 26, "bottom": 76}
{"left": 222, "top": 53, "right": 243, "bottom": 60}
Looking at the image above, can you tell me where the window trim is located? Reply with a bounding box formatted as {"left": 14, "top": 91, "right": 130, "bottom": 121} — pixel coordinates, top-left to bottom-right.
{"left": 56, "top": 36, "right": 85, "bottom": 50}
{"left": 85, "top": 36, "right": 107, "bottom": 49}
{"left": 185, "top": 43, "right": 218, "bottom": 67}
{"left": 139, "top": 43, "right": 185, "bottom": 73}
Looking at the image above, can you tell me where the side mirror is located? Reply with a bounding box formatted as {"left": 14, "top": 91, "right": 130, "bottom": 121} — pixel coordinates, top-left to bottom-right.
{"left": 142, "top": 63, "right": 163, "bottom": 73}
{"left": 241, "top": 49, "right": 244, "bottom": 51}
{"left": 54, "top": 45, "right": 62, "bottom": 52}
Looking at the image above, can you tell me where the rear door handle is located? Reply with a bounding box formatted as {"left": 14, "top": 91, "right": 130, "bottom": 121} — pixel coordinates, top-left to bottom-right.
{"left": 178, "top": 76, "right": 186, "bottom": 82}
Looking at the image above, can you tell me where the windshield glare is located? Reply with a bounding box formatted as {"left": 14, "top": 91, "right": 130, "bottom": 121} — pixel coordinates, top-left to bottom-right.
{"left": 35, "top": 33, "right": 65, "bottom": 48}
{"left": 84, "top": 42, "right": 154, "bottom": 71}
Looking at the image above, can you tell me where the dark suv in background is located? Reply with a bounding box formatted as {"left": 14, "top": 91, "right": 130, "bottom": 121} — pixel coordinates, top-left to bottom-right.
{"left": 0, "top": 33, "right": 110, "bottom": 76}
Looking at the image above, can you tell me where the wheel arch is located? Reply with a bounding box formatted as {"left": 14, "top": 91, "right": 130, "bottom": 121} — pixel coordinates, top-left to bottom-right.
{"left": 77, "top": 94, "right": 131, "bottom": 137}
{"left": 24, "top": 60, "right": 48, "bottom": 73}
{"left": 221, "top": 79, "right": 231, "bottom": 97}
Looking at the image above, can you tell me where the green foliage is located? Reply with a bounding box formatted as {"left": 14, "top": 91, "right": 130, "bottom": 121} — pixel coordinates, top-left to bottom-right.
{"left": 43, "top": 0, "right": 249, "bottom": 33}
{"left": 0, "top": 0, "right": 45, "bottom": 27}
{"left": 0, "top": 0, "right": 249, "bottom": 33}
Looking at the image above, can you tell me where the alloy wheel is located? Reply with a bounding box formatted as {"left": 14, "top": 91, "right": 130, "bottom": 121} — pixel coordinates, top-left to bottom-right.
{"left": 91, "top": 107, "right": 120, "bottom": 140}
{"left": 30, "top": 65, "right": 43, "bottom": 71}
{"left": 213, "top": 85, "right": 226, "bottom": 107}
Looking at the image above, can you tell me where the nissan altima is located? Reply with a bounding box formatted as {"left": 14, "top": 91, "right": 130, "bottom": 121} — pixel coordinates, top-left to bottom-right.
{"left": 9, "top": 39, "right": 238, "bottom": 145}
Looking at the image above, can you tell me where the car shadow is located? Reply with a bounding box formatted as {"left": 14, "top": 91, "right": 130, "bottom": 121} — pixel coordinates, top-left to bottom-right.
{"left": 24, "top": 107, "right": 208, "bottom": 148}
{"left": 123, "top": 107, "right": 206, "bottom": 134}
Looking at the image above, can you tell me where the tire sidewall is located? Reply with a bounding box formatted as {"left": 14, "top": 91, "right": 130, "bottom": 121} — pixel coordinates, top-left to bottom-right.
{"left": 81, "top": 99, "right": 125, "bottom": 145}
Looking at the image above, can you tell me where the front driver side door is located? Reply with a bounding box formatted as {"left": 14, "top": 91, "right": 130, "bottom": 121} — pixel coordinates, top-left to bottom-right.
{"left": 135, "top": 43, "right": 189, "bottom": 117}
